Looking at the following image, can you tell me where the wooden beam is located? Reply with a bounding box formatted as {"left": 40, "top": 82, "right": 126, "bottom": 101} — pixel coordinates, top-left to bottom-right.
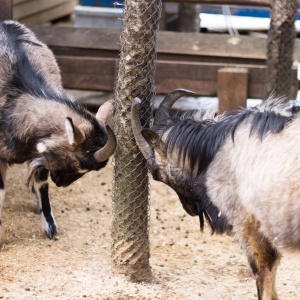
{"left": 31, "top": 26, "right": 267, "bottom": 61}
{"left": 217, "top": 68, "right": 248, "bottom": 113}
{"left": 156, "top": 61, "right": 269, "bottom": 98}
{"left": 56, "top": 56, "right": 117, "bottom": 91}
{"left": 32, "top": 25, "right": 300, "bottom": 64}
{"left": 13, "top": 0, "right": 68, "bottom": 19}
{"left": 17, "top": 0, "right": 77, "bottom": 25}
{"left": 0, "top": 0, "right": 13, "bottom": 20}
{"left": 55, "top": 55, "right": 291, "bottom": 99}
{"left": 162, "top": 0, "right": 270, "bottom": 6}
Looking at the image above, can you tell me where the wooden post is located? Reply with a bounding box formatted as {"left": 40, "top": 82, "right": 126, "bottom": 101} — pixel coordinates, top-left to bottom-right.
{"left": 264, "top": 0, "right": 298, "bottom": 99}
{"left": 0, "top": 0, "right": 13, "bottom": 21}
{"left": 178, "top": 3, "right": 201, "bottom": 32}
{"left": 217, "top": 67, "right": 248, "bottom": 113}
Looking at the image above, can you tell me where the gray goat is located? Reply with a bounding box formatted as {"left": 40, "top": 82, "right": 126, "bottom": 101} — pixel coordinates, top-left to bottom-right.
{"left": 131, "top": 89, "right": 300, "bottom": 300}
{"left": 0, "top": 20, "right": 116, "bottom": 240}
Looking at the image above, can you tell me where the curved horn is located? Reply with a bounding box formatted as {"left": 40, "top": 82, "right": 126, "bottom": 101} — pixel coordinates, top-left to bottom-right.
{"left": 94, "top": 125, "right": 117, "bottom": 162}
{"left": 96, "top": 100, "right": 115, "bottom": 127}
{"left": 131, "top": 97, "right": 155, "bottom": 164}
{"left": 94, "top": 100, "right": 117, "bottom": 162}
{"left": 154, "top": 89, "right": 197, "bottom": 124}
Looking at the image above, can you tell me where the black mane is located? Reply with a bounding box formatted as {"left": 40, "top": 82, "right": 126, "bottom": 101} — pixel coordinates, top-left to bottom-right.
{"left": 160, "top": 107, "right": 294, "bottom": 176}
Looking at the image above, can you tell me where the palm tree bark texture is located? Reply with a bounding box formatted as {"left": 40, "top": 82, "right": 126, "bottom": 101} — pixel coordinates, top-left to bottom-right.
{"left": 265, "top": 0, "right": 298, "bottom": 99}
{"left": 112, "top": 0, "right": 162, "bottom": 282}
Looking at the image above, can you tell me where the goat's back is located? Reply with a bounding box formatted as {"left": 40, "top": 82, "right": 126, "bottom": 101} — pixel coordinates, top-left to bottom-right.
{"left": 0, "top": 20, "right": 63, "bottom": 106}
{"left": 207, "top": 117, "right": 300, "bottom": 250}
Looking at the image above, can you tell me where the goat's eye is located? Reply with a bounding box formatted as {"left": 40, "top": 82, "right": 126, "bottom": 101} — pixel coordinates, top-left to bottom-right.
{"left": 73, "top": 163, "right": 80, "bottom": 170}
{"left": 159, "top": 171, "right": 167, "bottom": 183}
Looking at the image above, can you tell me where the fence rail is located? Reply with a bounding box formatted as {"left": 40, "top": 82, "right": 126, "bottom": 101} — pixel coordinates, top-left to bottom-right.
{"left": 31, "top": 25, "right": 299, "bottom": 112}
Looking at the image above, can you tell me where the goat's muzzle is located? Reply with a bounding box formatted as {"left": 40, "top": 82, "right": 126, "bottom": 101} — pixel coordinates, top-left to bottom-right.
{"left": 50, "top": 171, "right": 85, "bottom": 187}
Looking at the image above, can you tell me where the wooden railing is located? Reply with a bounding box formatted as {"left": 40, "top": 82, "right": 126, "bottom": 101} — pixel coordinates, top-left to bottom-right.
{"left": 30, "top": 25, "right": 299, "bottom": 112}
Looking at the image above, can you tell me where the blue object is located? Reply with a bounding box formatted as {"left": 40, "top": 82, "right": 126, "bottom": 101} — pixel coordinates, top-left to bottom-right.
{"left": 80, "top": 0, "right": 124, "bottom": 7}
{"left": 201, "top": 5, "right": 270, "bottom": 18}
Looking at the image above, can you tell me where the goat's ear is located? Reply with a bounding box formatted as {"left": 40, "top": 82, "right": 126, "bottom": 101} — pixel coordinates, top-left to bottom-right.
{"left": 141, "top": 129, "right": 165, "bottom": 155}
{"left": 65, "top": 117, "right": 85, "bottom": 146}
{"left": 141, "top": 129, "right": 158, "bottom": 146}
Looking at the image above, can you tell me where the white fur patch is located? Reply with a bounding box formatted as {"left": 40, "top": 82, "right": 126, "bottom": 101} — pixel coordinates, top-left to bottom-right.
{"left": 77, "top": 169, "right": 89, "bottom": 174}
{"left": 42, "top": 213, "right": 57, "bottom": 236}
{"left": 37, "top": 142, "right": 47, "bottom": 153}
{"left": 65, "top": 118, "right": 74, "bottom": 145}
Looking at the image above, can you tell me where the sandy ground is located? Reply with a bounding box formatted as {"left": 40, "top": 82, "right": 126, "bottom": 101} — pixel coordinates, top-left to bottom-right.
{"left": 1, "top": 161, "right": 300, "bottom": 300}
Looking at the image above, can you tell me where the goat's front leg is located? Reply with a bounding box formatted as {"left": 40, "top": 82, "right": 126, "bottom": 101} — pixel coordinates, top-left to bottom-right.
{"left": 241, "top": 215, "right": 281, "bottom": 300}
{"left": 0, "top": 161, "right": 7, "bottom": 243}
{"left": 29, "top": 168, "right": 57, "bottom": 239}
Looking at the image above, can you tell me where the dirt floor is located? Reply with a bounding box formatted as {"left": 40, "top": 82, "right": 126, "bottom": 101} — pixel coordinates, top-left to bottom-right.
{"left": 1, "top": 162, "right": 300, "bottom": 300}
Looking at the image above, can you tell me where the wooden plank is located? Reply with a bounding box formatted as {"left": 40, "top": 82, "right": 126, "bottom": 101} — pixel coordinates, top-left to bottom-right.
{"left": 14, "top": 0, "right": 31, "bottom": 5}
{"left": 31, "top": 26, "right": 267, "bottom": 60}
{"left": 56, "top": 56, "right": 117, "bottom": 91}
{"left": 31, "top": 25, "right": 122, "bottom": 51}
{"left": 54, "top": 57, "right": 297, "bottom": 100}
{"left": 217, "top": 68, "right": 248, "bottom": 112}
{"left": 28, "top": 26, "right": 298, "bottom": 101}
{"left": 156, "top": 61, "right": 217, "bottom": 95}
{"left": 157, "top": 32, "right": 267, "bottom": 60}
{"left": 162, "top": 0, "right": 270, "bottom": 6}
{"left": 32, "top": 25, "right": 300, "bottom": 62}
{"left": 31, "top": 20, "right": 300, "bottom": 62}
{"left": 14, "top": 0, "right": 72, "bottom": 19}
{"left": 0, "top": 0, "right": 13, "bottom": 21}
{"left": 156, "top": 61, "right": 267, "bottom": 98}
{"left": 55, "top": 56, "right": 277, "bottom": 98}
{"left": 18, "top": 0, "right": 77, "bottom": 24}
{"left": 51, "top": 48, "right": 120, "bottom": 60}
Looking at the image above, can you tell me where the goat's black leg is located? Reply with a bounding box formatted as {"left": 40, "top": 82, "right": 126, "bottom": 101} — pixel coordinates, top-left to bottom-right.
{"left": 29, "top": 168, "right": 57, "bottom": 239}
{"left": 0, "top": 161, "right": 7, "bottom": 242}
{"left": 241, "top": 215, "right": 281, "bottom": 300}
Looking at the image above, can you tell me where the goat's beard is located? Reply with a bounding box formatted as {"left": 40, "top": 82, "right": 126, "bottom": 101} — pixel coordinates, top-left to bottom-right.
{"left": 27, "top": 157, "right": 47, "bottom": 186}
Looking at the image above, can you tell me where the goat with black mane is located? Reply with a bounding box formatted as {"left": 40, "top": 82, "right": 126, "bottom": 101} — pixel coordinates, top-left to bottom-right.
{"left": 0, "top": 20, "right": 116, "bottom": 240}
{"left": 131, "top": 89, "right": 300, "bottom": 300}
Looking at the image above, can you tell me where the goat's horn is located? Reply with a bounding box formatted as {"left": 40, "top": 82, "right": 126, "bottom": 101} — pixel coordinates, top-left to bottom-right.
{"left": 94, "top": 100, "right": 117, "bottom": 162}
{"left": 154, "top": 89, "right": 197, "bottom": 124}
{"left": 131, "top": 98, "right": 155, "bottom": 164}
{"left": 94, "top": 125, "right": 117, "bottom": 162}
{"left": 96, "top": 100, "right": 115, "bottom": 126}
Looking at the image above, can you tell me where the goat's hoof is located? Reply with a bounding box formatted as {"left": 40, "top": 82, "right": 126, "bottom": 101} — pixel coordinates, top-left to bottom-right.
{"left": 44, "top": 224, "right": 57, "bottom": 239}
{"left": 34, "top": 207, "right": 42, "bottom": 214}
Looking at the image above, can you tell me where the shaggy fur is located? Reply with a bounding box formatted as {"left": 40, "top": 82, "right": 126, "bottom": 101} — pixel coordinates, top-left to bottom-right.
{"left": 132, "top": 92, "right": 300, "bottom": 300}
{"left": 0, "top": 20, "right": 113, "bottom": 239}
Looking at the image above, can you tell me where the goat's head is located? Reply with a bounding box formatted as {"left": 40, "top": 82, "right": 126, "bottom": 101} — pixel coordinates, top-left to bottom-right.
{"left": 29, "top": 101, "right": 117, "bottom": 187}
{"left": 131, "top": 89, "right": 200, "bottom": 216}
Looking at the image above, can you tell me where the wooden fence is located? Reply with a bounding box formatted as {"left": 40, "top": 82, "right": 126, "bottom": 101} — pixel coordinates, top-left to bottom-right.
{"left": 31, "top": 25, "right": 299, "bottom": 112}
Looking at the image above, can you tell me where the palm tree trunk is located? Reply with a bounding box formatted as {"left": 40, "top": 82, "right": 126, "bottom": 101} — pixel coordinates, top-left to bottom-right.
{"left": 112, "top": 0, "right": 162, "bottom": 282}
